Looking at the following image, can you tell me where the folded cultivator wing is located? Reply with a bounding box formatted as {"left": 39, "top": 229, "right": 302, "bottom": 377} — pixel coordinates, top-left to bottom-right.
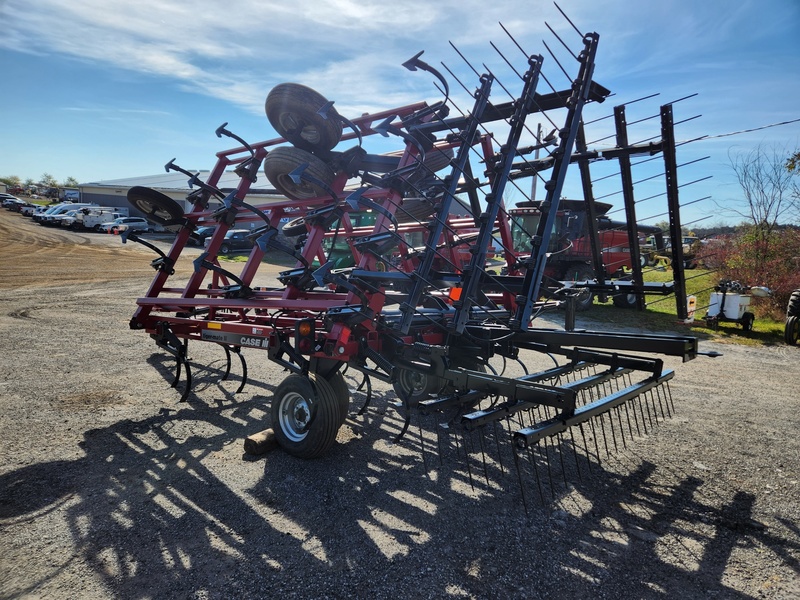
{"left": 125, "top": 17, "right": 711, "bottom": 505}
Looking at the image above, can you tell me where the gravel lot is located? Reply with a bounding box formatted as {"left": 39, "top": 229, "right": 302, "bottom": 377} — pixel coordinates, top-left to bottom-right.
{"left": 1, "top": 208, "right": 799, "bottom": 599}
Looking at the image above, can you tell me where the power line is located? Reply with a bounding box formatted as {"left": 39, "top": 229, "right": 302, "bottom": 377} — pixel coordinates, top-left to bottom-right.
{"left": 703, "top": 117, "right": 800, "bottom": 140}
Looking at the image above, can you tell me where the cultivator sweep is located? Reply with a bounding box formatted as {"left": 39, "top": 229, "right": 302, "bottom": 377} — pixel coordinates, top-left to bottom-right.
{"left": 124, "top": 16, "right": 710, "bottom": 502}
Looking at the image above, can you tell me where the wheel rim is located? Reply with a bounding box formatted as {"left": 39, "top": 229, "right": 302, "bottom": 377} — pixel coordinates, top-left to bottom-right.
{"left": 276, "top": 173, "right": 319, "bottom": 199}
{"left": 278, "top": 112, "right": 322, "bottom": 146}
{"left": 397, "top": 369, "right": 428, "bottom": 396}
{"left": 278, "top": 391, "right": 311, "bottom": 443}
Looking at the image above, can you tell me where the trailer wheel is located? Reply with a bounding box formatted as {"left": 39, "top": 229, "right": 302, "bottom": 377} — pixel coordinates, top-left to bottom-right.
{"left": 741, "top": 312, "right": 755, "bottom": 332}
{"left": 265, "top": 83, "right": 343, "bottom": 152}
{"left": 271, "top": 374, "right": 340, "bottom": 458}
{"left": 612, "top": 292, "right": 638, "bottom": 309}
{"left": 784, "top": 316, "right": 799, "bottom": 345}
{"left": 314, "top": 371, "right": 349, "bottom": 425}
{"left": 264, "top": 146, "right": 336, "bottom": 200}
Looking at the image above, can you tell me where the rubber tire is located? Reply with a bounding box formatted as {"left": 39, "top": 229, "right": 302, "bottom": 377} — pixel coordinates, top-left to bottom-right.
{"left": 265, "top": 83, "right": 342, "bottom": 152}
{"left": 785, "top": 316, "right": 799, "bottom": 345}
{"left": 282, "top": 216, "right": 309, "bottom": 237}
{"left": 127, "top": 186, "right": 184, "bottom": 225}
{"left": 220, "top": 244, "right": 231, "bottom": 255}
{"left": 787, "top": 290, "right": 800, "bottom": 318}
{"left": 393, "top": 365, "right": 443, "bottom": 405}
{"left": 396, "top": 197, "right": 437, "bottom": 224}
{"left": 612, "top": 292, "right": 638, "bottom": 309}
{"left": 315, "top": 371, "right": 349, "bottom": 425}
{"left": 741, "top": 312, "right": 755, "bottom": 332}
{"left": 568, "top": 265, "right": 595, "bottom": 312}
{"left": 271, "top": 374, "right": 340, "bottom": 459}
{"left": 264, "top": 146, "right": 336, "bottom": 201}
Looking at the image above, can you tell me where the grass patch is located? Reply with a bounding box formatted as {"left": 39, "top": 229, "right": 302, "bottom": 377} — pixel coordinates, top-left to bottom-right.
{"left": 586, "top": 267, "right": 787, "bottom": 347}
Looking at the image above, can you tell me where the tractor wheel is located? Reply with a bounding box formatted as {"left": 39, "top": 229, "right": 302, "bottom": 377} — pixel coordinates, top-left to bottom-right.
{"left": 785, "top": 316, "right": 800, "bottom": 345}
{"left": 787, "top": 290, "right": 800, "bottom": 317}
{"left": 393, "top": 366, "right": 443, "bottom": 405}
{"left": 271, "top": 374, "right": 340, "bottom": 458}
{"left": 314, "top": 371, "right": 350, "bottom": 425}
{"left": 741, "top": 312, "right": 755, "bottom": 332}
{"left": 613, "top": 292, "right": 638, "bottom": 309}
{"left": 265, "top": 83, "right": 342, "bottom": 152}
{"left": 264, "top": 146, "right": 336, "bottom": 200}
{"left": 282, "top": 216, "right": 309, "bottom": 237}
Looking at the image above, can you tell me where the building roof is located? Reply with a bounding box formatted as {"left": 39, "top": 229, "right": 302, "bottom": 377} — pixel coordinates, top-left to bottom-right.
{"left": 79, "top": 171, "right": 274, "bottom": 193}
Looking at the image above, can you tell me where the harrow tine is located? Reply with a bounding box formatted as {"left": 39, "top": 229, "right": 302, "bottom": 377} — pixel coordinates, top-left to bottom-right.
{"left": 418, "top": 419, "right": 429, "bottom": 475}
{"left": 557, "top": 432, "right": 569, "bottom": 490}
{"left": 493, "top": 421, "right": 505, "bottom": 476}
{"left": 615, "top": 406, "right": 627, "bottom": 449}
{"left": 542, "top": 436, "right": 556, "bottom": 501}
{"left": 512, "top": 444, "right": 530, "bottom": 516}
{"left": 462, "top": 431, "right": 476, "bottom": 492}
{"left": 579, "top": 423, "right": 594, "bottom": 475}
{"left": 527, "top": 445, "right": 546, "bottom": 505}
{"left": 607, "top": 410, "right": 619, "bottom": 453}
{"left": 478, "top": 430, "right": 491, "bottom": 487}
{"left": 568, "top": 427, "right": 583, "bottom": 482}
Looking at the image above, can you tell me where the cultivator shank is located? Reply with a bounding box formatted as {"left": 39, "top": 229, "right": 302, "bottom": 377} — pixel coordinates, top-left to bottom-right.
{"left": 124, "top": 16, "right": 710, "bottom": 502}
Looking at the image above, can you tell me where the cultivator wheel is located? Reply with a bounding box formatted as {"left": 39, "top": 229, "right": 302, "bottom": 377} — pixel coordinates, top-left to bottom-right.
{"left": 265, "top": 83, "right": 343, "bottom": 152}
{"left": 263, "top": 146, "right": 336, "bottom": 200}
{"left": 271, "top": 374, "right": 341, "bottom": 459}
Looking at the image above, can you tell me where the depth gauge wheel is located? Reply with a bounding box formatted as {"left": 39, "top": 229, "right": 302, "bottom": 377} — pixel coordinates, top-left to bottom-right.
{"left": 271, "top": 374, "right": 340, "bottom": 458}
{"left": 265, "top": 83, "right": 342, "bottom": 152}
{"left": 788, "top": 290, "right": 800, "bottom": 317}
{"left": 741, "top": 312, "right": 755, "bottom": 332}
{"left": 568, "top": 265, "right": 595, "bottom": 312}
{"left": 393, "top": 366, "right": 443, "bottom": 405}
{"left": 264, "top": 146, "right": 336, "bottom": 201}
{"left": 282, "top": 216, "right": 309, "bottom": 237}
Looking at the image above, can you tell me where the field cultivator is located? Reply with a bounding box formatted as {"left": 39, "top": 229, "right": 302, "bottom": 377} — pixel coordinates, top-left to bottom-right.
{"left": 124, "top": 16, "right": 715, "bottom": 503}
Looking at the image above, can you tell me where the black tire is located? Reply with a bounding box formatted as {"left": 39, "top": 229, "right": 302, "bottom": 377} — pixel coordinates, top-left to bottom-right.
{"left": 264, "top": 146, "right": 336, "bottom": 200}
{"left": 315, "top": 371, "right": 349, "bottom": 425}
{"left": 396, "top": 197, "right": 437, "bottom": 223}
{"left": 788, "top": 290, "right": 800, "bottom": 317}
{"left": 741, "top": 312, "right": 755, "bottom": 332}
{"left": 271, "top": 374, "right": 340, "bottom": 458}
{"left": 220, "top": 244, "right": 231, "bottom": 255}
{"left": 127, "top": 186, "right": 184, "bottom": 225}
{"left": 784, "top": 315, "right": 799, "bottom": 345}
{"left": 282, "top": 216, "right": 309, "bottom": 237}
{"left": 567, "top": 265, "right": 595, "bottom": 311}
{"left": 612, "top": 292, "right": 638, "bottom": 309}
{"left": 393, "top": 365, "right": 443, "bottom": 405}
{"left": 265, "top": 83, "right": 342, "bottom": 152}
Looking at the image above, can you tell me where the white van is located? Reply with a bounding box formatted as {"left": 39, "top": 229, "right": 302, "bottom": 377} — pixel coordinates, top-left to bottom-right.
{"left": 35, "top": 203, "right": 94, "bottom": 225}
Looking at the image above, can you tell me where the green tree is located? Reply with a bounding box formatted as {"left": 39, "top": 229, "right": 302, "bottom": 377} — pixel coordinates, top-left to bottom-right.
{"left": 40, "top": 173, "right": 58, "bottom": 188}
{"left": 62, "top": 176, "right": 80, "bottom": 187}
{"left": 1, "top": 175, "right": 21, "bottom": 187}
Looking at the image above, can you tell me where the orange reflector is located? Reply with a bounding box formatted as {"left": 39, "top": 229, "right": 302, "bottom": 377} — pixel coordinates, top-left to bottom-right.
{"left": 449, "top": 287, "right": 463, "bottom": 301}
{"left": 297, "top": 321, "right": 313, "bottom": 336}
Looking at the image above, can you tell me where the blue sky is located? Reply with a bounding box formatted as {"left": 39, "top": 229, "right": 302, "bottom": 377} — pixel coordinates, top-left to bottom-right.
{"left": 1, "top": 0, "right": 798, "bottom": 226}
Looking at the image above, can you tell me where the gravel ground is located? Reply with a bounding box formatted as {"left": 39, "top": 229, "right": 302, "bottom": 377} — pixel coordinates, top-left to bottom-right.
{"left": 1, "top": 208, "right": 799, "bottom": 599}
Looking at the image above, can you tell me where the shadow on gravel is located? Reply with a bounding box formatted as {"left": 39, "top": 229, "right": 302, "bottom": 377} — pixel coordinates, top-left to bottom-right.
{"left": 2, "top": 373, "right": 798, "bottom": 598}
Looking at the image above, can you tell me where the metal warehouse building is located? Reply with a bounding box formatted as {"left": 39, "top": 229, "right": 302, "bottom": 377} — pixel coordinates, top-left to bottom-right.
{"left": 77, "top": 172, "right": 284, "bottom": 218}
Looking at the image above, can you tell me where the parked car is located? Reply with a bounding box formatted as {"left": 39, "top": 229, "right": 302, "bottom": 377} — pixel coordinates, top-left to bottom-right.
{"left": 2, "top": 196, "right": 22, "bottom": 209}
{"left": 188, "top": 225, "right": 217, "bottom": 246}
{"left": 102, "top": 217, "right": 153, "bottom": 234}
{"left": 204, "top": 229, "right": 255, "bottom": 254}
